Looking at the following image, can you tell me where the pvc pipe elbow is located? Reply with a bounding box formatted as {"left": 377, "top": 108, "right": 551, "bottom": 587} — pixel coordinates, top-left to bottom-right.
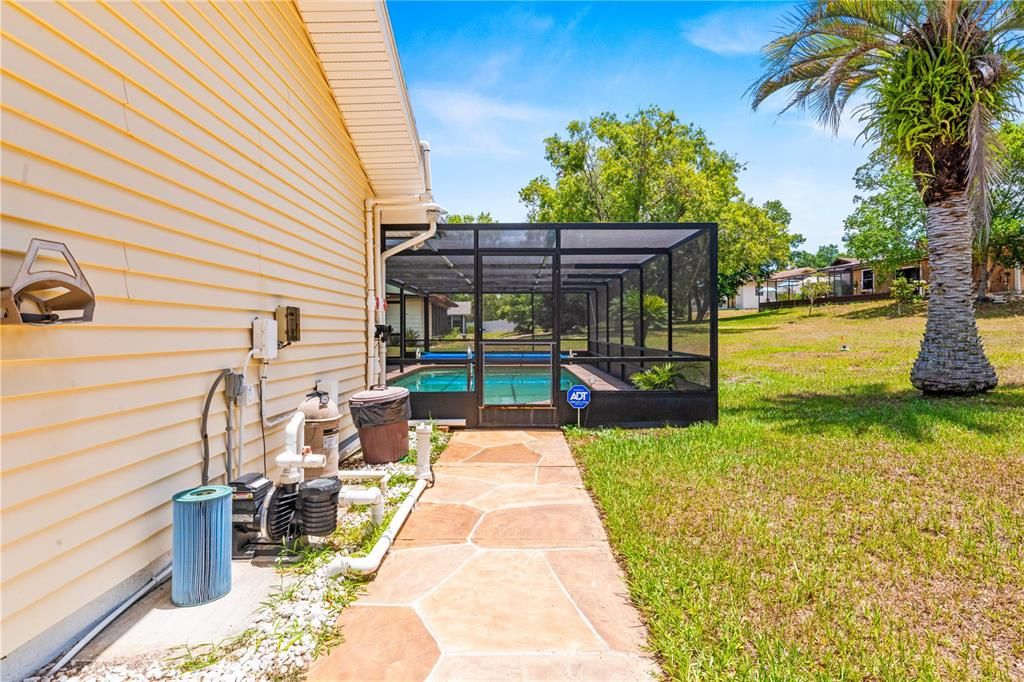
{"left": 284, "top": 411, "right": 305, "bottom": 454}
{"left": 324, "top": 479, "right": 428, "bottom": 578}
{"left": 342, "top": 486, "right": 385, "bottom": 525}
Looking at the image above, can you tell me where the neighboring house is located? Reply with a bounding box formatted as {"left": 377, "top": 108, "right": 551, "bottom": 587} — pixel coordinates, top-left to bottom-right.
{"left": 848, "top": 259, "right": 930, "bottom": 295}
{"left": 385, "top": 286, "right": 457, "bottom": 345}
{"left": 757, "top": 267, "right": 818, "bottom": 303}
{"left": 760, "top": 256, "right": 1021, "bottom": 308}
{"left": 724, "top": 281, "right": 759, "bottom": 310}
{"left": 448, "top": 300, "right": 472, "bottom": 335}
{"left": 0, "top": 3, "right": 434, "bottom": 679}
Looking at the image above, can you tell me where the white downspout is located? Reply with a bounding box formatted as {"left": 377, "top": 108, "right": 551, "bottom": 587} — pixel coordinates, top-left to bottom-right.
{"left": 365, "top": 140, "right": 445, "bottom": 388}
{"left": 365, "top": 203, "right": 377, "bottom": 388}
{"left": 376, "top": 205, "right": 441, "bottom": 386}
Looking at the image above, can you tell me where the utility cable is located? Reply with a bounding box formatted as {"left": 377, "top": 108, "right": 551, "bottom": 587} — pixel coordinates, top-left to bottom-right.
{"left": 200, "top": 369, "right": 231, "bottom": 485}
{"left": 257, "top": 379, "right": 268, "bottom": 475}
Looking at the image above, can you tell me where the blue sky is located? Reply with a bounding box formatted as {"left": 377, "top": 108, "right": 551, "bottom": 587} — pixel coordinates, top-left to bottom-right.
{"left": 390, "top": 1, "right": 871, "bottom": 249}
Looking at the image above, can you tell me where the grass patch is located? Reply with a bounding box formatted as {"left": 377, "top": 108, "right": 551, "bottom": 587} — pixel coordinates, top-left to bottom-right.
{"left": 567, "top": 299, "right": 1024, "bottom": 680}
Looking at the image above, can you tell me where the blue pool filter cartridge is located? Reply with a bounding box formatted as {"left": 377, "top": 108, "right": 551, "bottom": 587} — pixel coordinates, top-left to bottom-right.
{"left": 171, "top": 485, "right": 232, "bottom": 606}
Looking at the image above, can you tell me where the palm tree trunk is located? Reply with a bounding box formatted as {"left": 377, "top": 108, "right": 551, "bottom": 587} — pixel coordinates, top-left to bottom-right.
{"left": 910, "top": 192, "right": 997, "bottom": 394}
{"left": 975, "top": 259, "right": 992, "bottom": 302}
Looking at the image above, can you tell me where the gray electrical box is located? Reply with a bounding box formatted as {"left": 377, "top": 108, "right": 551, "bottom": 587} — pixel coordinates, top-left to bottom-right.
{"left": 275, "top": 305, "right": 300, "bottom": 346}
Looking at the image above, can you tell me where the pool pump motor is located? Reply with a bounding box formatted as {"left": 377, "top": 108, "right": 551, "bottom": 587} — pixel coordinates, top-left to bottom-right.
{"left": 229, "top": 411, "right": 342, "bottom": 561}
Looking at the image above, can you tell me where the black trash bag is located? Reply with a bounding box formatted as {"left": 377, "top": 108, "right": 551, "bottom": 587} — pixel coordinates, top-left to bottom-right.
{"left": 349, "top": 387, "right": 411, "bottom": 428}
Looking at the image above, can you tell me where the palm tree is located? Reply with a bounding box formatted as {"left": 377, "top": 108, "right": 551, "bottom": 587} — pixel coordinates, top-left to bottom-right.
{"left": 751, "top": 1, "right": 1023, "bottom": 394}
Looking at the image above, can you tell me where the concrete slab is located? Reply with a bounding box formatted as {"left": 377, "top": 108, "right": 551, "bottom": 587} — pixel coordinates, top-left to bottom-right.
{"left": 75, "top": 562, "right": 290, "bottom": 663}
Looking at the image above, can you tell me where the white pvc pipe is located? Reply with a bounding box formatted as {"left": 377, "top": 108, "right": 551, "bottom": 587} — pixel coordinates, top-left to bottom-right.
{"left": 260, "top": 364, "right": 295, "bottom": 429}
{"left": 284, "top": 411, "right": 305, "bottom": 456}
{"left": 46, "top": 565, "right": 173, "bottom": 677}
{"left": 415, "top": 423, "right": 432, "bottom": 480}
{"left": 341, "top": 486, "right": 385, "bottom": 526}
{"left": 338, "top": 470, "right": 391, "bottom": 496}
{"left": 325, "top": 479, "right": 428, "bottom": 577}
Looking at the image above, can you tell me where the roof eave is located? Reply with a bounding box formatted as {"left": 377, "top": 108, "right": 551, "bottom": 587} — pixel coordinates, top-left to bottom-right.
{"left": 296, "top": 0, "right": 427, "bottom": 198}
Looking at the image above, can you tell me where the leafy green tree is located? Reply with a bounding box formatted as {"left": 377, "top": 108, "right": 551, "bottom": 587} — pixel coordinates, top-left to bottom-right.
{"left": 446, "top": 212, "right": 496, "bottom": 224}
{"left": 843, "top": 152, "right": 927, "bottom": 275}
{"left": 752, "top": 1, "right": 1024, "bottom": 395}
{"left": 978, "top": 122, "right": 1024, "bottom": 297}
{"left": 791, "top": 243, "right": 841, "bottom": 269}
{"left": 519, "top": 106, "right": 794, "bottom": 304}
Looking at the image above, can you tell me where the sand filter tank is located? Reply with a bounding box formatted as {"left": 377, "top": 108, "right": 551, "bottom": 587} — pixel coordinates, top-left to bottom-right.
{"left": 171, "top": 485, "right": 232, "bottom": 606}
{"left": 298, "top": 390, "right": 341, "bottom": 478}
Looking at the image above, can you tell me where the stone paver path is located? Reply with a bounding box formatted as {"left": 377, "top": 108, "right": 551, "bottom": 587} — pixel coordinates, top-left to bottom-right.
{"left": 308, "top": 429, "right": 656, "bottom": 681}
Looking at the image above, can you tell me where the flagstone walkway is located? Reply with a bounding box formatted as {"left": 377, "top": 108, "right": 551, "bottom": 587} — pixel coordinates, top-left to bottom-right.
{"left": 308, "top": 429, "right": 657, "bottom": 681}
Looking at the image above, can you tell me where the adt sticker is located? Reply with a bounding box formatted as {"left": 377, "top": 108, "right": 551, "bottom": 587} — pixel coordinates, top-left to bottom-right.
{"left": 567, "top": 385, "right": 591, "bottom": 409}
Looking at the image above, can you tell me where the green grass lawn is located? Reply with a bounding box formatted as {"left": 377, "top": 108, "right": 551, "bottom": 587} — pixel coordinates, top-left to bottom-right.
{"left": 567, "top": 299, "right": 1024, "bottom": 681}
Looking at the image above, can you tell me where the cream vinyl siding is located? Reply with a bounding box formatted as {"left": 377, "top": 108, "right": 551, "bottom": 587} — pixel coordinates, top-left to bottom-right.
{"left": 0, "top": 0, "right": 373, "bottom": 659}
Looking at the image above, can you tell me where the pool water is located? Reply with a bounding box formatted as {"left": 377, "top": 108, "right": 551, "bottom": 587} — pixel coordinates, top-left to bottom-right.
{"left": 390, "top": 366, "right": 582, "bottom": 405}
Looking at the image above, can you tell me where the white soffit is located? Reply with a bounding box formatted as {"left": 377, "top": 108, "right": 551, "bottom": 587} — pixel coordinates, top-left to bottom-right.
{"left": 296, "top": 0, "right": 426, "bottom": 197}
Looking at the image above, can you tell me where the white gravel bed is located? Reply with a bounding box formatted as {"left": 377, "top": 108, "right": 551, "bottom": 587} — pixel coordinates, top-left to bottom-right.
{"left": 47, "top": 456, "right": 420, "bottom": 682}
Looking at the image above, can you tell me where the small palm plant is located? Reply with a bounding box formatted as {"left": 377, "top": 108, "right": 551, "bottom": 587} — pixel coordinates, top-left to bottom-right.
{"left": 623, "top": 291, "right": 668, "bottom": 346}
{"left": 631, "top": 363, "right": 683, "bottom": 390}
{"left": 751, "top": 1, "right": 1024, "bottom": 394}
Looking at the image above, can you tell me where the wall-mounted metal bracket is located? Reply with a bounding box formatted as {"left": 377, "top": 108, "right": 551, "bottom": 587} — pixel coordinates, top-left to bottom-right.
{"left": 1, "top": 239, "right": 95, "bottom": 325}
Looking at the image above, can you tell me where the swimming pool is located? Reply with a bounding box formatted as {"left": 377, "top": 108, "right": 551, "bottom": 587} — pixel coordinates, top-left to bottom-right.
{"left": 390, "top": 366, "right": 583, "bottom": 405}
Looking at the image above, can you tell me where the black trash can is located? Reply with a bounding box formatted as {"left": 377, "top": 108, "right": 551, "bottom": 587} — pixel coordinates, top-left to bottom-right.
{"left": 349, "top": 386, "right": 411, "bottom": 464}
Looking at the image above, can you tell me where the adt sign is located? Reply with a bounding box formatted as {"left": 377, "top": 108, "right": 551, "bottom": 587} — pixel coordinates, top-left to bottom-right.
{"left": 567, "top": 385, "right": 591, "bottom": 409}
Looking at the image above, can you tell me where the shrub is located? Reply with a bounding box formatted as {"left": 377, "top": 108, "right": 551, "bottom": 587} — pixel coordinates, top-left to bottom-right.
{"left": 631, "top": 363, "right": 683, "bottom": 390}
{"left": 890, "top": 278, "right": 928, "bottom": 315}
{"left": 801, "top": 277, "right": 833, "bottom": 314}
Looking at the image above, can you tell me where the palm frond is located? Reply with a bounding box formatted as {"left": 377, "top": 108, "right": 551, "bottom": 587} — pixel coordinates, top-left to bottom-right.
{"left": 967, "top": 99, "right": 1003, "bottom": 236}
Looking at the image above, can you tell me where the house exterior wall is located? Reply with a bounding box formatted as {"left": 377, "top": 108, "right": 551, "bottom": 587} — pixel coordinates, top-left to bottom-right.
{"left": 386, "top": 296, "right": 425, "bottom": 341}
{"left": 0, "top": 1, "right": 373, "bottom": 676}
{"left": 853, "top": 259, "right": 1022, "bottom": 295}
{"left": 986, "top": 262, "right": 1022, "bottom": 293}
{"left": 732, "top": 282, "right": 759, "bottom": 310}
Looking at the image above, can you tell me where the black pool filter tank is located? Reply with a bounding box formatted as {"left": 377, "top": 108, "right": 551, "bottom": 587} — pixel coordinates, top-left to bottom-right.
{"left": 229, "top": 472, "right": 298, "bottom": 559}
{"left": 296, "top": 477, "right": 342, "bottom": 536}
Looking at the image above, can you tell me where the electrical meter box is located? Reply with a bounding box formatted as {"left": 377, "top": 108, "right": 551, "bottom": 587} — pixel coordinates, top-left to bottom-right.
{"left": 252, "top": 318, "right": 278, "bottom": 360}
{"left": 276, "top": 305, "right": 300, "bottom": 346}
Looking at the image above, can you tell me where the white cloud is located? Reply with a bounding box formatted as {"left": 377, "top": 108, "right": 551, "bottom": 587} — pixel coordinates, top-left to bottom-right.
{"left": 411, "top": 87, "right": 564, "bottom": 159}
{"left": 682, "top": 7, "right": 782, "bottom": 56}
